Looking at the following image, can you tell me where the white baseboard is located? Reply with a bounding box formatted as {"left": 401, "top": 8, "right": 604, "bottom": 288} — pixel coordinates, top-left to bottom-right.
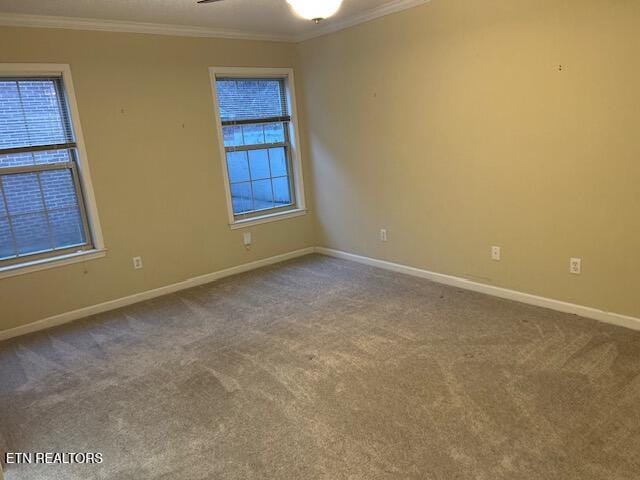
{"left": 3, "top": 245, "right": 638, "bottom": 341}
{"left": 314, "top": 247, "right": 640, "bottom": 332}
{"left": 0, "top": 247, "right": 315, "bottom": 342}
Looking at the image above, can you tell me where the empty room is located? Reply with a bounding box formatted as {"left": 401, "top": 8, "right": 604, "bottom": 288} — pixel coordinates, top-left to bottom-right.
{"left": 0, "top": 0, "right": 639, "bottom": 478}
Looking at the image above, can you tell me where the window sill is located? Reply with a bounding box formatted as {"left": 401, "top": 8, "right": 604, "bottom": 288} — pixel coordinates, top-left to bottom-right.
{"left": 0, "top": 248, "right": 107, "bottom": 280}
{"left": 230, "top": 208, "right": 307, "bottom": 230}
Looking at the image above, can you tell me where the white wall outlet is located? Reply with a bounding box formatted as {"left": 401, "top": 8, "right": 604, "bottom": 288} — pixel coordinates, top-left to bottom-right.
{"left": 243, "top": 232, "right": 252, "bottom": 247}
{"left": 570, "top": 257, "right": 582, "bottom": 275}
{"left": 133, "top": 256, "right": 143, "bottom": 270}
{"left": 491, "top": 246, "right": 501, "bottom": 261}
{"left": 379, "top": 229, "right": 388, "bottom": 242}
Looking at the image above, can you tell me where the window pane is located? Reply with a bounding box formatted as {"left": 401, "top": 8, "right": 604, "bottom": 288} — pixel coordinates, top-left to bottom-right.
{"left": 13, "top": 212, "right": 50, "bottom": 255}
{"left": 226, "top": 151, "right": 250, "bottom": 184}
{"left": 248, "top": 149, "right": 270, "bottom": 180}
{"left": 264, "top": 123, "right": 285, "bottom": 144}
{"left": 0, "top": 217, "right": 15, "bottom": 259}
{"left": 231, "top": 182, "right": 253, "bottom": 214}
{"left": 272, "top": 177, "right": 292, "bottom": 206}
{"left": 222, "top": 126, "right": 243, "bottom": 148}
{"left": 251, "top": 179, "right": 273, "bottom": 211}
{"left": 0, "top": 79, "right": 73, "bottom": 150}
{"left": 0, "top": 190, "right": 6, "bottom": 218}
{"left": 0, "top": 152, "right": 34, "bottom": 169}
{"left": 2, "top": 174, "right": 44, "bottom": 215}
{"left": 242, "top": 124, "right": 264, "bottom": 145}
{"left": 226, "top": 123, "right": 285, "bottom": 147}
{"left": 0, "top": 150, "right": 71, "bottom": 171}
{"left": 49, "top": 207, "right": 85, "bottom": 249}
{"left": 269, "top": 147, "right": 288, "bottom": 177}
{"left": 41, "top": 169, "right": 78, "bottom": 210}
{"left": 1, "top": 170, "right": 87, "bottom": 255}
{"left": 34, "top": 149, "right": 72, "bottom": 165}
{"left": 0, "top": 82, "right": 26, "bottom": 149}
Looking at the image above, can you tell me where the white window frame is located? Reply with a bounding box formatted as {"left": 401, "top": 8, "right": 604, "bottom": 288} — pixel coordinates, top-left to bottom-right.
{"left": 209, "top": 67, "right": 307, "bottom": 230}
{"left": 0, "top": 64, "right": 106, "bottom": 279}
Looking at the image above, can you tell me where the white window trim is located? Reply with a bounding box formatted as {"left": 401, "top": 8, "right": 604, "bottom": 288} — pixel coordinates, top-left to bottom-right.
{"left": 0, "top": 63, "right": 106, "bottom": 278}
{"left": 208, "top": 66, "right": 307, "bottom": 229}
{"left": 0, "top": 248, "right": 107, "bottom": 280}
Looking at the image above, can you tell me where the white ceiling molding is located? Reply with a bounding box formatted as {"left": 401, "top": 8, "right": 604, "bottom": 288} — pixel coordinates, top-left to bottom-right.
{"left": 0, "top": 12, "right": 296, "bottom": 42}
{"left": 0, "top": 0, "right": 430, "bottom": 44}
{"left": 295, "top": 0, "right": 430, "bottom": 42}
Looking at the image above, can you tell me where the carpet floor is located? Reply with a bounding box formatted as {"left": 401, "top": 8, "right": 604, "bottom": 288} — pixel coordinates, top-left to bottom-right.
{"left": 1, "top": 254, "right": 639, "bottom": 479}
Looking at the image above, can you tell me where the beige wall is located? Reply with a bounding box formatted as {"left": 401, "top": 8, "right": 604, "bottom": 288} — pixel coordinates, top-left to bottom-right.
{"left": 0, "top": 27, "right": 315, "bottom": 331}
{"left": 298, "top": 0, "right": 640, "bottom": 318}
{"left": 1, "top": 0, "right": 639, "bottom": 333}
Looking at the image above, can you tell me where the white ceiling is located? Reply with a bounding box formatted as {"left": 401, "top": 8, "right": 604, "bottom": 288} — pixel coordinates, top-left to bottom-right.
{"left": 0, "top": 0, "right": 429, "bottom": 42}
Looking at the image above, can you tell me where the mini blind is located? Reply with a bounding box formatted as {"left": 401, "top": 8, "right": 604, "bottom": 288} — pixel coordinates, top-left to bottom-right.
{"left": 216, "top": 78, "right": 290, "bottom": 126}
{"left": 0, "top": 78, "right": 75, "bottom": 154}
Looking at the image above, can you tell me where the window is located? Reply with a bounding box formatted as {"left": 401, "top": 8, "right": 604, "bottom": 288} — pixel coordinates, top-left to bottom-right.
{"left": 210, "top": 68, "right": 306, "bottom": 228}
{"left": 0, "top": 65, "right": 104, "bottom": 276}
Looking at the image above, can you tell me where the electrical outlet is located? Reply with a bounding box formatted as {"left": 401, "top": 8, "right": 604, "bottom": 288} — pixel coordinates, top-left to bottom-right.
{"left": 379, "top": 229, "right": 388, "bottom": 242}
{"left": 243, "top": 232, "right": 252, "bottom": 246}
{"left": 133, "top": 256, "right": 143, "bottom": 270}
{"left": 491, "top": 246, "right": 501, "bottom": 261}
{"left": 570, "top": 257, "right": 582, "bottom": 275}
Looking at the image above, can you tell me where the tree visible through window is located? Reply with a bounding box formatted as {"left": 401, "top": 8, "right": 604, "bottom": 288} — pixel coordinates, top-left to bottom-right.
{"left": 215, "top": 77, "right": 297, "bottom": 218}
{"left": 0, "top": 77, "right": 93, "bottom": 265}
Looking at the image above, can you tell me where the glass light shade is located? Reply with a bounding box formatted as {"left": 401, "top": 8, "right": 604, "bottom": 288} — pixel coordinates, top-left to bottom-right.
{"left": 286, "top": 0, "right": 343, "bottom": 21}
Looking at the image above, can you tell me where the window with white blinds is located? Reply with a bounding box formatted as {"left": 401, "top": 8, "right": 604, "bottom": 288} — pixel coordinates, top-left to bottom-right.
{"left": 0, "top": 75, "right": 95, "bottom": 267}
{"left": 210, "top": 69, "right": 305, "bottom": 225}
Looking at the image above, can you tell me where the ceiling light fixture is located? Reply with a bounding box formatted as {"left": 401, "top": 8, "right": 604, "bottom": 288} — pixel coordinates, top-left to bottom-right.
{"left": 286, "top": 0, "right": 344, "bottom": 24}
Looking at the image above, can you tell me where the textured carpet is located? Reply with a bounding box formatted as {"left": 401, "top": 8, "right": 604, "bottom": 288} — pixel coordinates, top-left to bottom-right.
{"left": 1, "top": 254, "right": 639, "bottom": 480}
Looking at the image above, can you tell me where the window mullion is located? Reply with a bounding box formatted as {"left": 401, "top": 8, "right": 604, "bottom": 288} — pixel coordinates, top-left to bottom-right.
{"left": 0, "top": 142, "right": 78, "bottom": 156}
{"left": 221, "top": 116, "right": 291, "bottom": 127}
{"left": 266, "top": 146, "right": 275, "bottom": 208}
{"left": 0, "top": 162, "right": 75, "bottom": 176}
{"left": 0, "top": 177, "right": 19, "bottom": 259}
{"left": 240, "top": 123, "right": 246, "bottom": 146}
{"left": 225, "top": 142, "right": 287, "bottom": 153}
{"left": 245, "top": 148, "right": 256, "bottom": 213}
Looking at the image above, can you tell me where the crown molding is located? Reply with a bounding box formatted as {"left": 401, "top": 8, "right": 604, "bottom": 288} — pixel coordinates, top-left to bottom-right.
{"left": 0, "top": 12, "right": 296, "bottom": 43}
{"left": 294, "top": 0, "right": 431, "bottom": 42}
{"left": 0, "top": 1, "right": 430, "bottom": 44}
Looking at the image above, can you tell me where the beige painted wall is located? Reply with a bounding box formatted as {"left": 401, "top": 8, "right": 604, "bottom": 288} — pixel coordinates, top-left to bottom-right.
{"left": 0, "top": 27, "right": 315, "bottom": 331}
{"left": 1, "top": 0, "right": 639, "bottom": 333}
{"left": 298, "top": 0, "right": 640, "bottom": 318}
